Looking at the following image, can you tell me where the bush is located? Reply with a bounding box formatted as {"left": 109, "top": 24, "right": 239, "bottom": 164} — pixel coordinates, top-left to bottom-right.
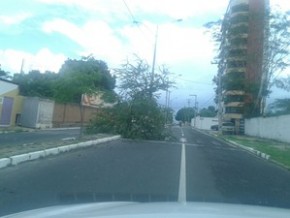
{"left": 86, "top": 97, "right": 167, "bottom": 140}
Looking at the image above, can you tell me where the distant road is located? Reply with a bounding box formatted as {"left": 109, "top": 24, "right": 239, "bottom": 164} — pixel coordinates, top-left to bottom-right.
{"left": 0, "top": 128, "right": 80, "bottom": 146}
{"left": 1, "top": 126, "right": 290, "bottom": 216}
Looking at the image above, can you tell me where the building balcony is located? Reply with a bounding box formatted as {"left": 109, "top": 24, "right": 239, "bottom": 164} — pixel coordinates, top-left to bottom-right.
{"left": 228, "top": 33, "right": 248, "bottom": 40}
{"left": 230, "top": 13, "right": 249, "bottom": 25}
{"left": 231, "top": 2, "right": 249, "bottom": 14}
{"left": 229, "top": 44, "right": 247, "bottom": 50}
{"left": 223, "top": 113, "right": 243, "bottom": 120}
{"left": 229, "top": 24, "right": 248, "bottom": 35}
{"left": 230, "top": 0, "right": 249, "bottom": 7}
{"left": 224, "top": 90, "right": 245, "bottom": 95}
{"left": 224, "top": 102, "right": 244, "bottom": 107}
{"left": 226, "top": 67, "right": 246, "bottom": 74}
{"left": 230, "top": 11, "right": 249, "bottom": 19}
{"left": 230, "top": 22, "right": 249, "bottom": 29}
{"left": 227, "top": 56, "right": 247, "bottom": 61}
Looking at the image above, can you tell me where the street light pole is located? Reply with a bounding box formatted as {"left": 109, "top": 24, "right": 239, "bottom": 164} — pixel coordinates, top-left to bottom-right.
{"left": 151, "top": 25, "right": 159, "bottom": 79}
{"left": 150, "top": 25, "right": 159, "bottom": 97}
{"left": 190, "top": 94, "right": 197, "bottom": 127}
{"left": 149, "top": 19, "right": 182, "bottom": 97}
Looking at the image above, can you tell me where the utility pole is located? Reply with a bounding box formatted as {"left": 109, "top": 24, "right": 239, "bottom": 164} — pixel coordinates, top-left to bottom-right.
{"left": 190, "top": 94, "right": 197, "bottom": 128}
{"left": 149, "top": 19, "right": 182, "bottom": 97}
{"left": 217, "top": 67, "right": 223, "bottom": 134}
{"left": 150, "top": 25, "right": 159, "bottom": 97}
{"left": 187, "top": 99, "right": 191, "bottom": 125}
{"left": 165, "top": 90, "right": 171, "bottom": 125}
{"left": 20, "top": 59, "right": 25, "bottom": 74}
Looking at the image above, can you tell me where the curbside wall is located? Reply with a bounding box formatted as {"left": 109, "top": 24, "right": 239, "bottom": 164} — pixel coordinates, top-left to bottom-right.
{"left": 245, "top": 115, "right": 290, "bottom": 143}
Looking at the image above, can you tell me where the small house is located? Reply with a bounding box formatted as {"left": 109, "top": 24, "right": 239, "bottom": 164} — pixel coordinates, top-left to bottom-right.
{"left": 0, "top": 79, "right": 24, "bottom": 127}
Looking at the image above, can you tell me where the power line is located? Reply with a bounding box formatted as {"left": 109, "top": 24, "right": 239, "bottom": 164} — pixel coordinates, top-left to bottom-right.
{"left": 177, "top": 77, "right": 213, "bottom": 85}
{"left": 198, "top": 95, "right": 216, "bottom": 109}
{"left": 122, "top": 0, "right": 154, "bottom": 45}
{"left": 122, "top": 0, "right": 137, "bottom": 23}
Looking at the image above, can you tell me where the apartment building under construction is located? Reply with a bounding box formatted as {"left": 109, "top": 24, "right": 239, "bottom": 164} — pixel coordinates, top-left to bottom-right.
{"left": 218, "top": 0, "right": 269, "bottom": 133}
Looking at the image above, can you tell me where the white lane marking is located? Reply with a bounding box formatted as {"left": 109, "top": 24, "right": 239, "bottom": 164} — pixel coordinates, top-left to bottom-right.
{"left": 180, "top": 127, "right": 185, "bottom": 137}
{"left": 178, "top": 141, "right": 187, "bottom": 203}
{"left": 180, "top": 137, "right": 187, "bottom": 143}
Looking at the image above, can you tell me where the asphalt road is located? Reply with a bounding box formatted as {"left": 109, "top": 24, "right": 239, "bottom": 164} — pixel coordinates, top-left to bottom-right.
{"left": 0, "top": 128, "right": 80, "bottom": 146}
{"left": 0, "top": 126, "right": 290, "bottom": 216}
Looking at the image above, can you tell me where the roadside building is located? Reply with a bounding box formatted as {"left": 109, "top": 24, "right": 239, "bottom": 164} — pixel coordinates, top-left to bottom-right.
{"left": 21, "top": 97, "right": 54, "bottom": 129}
{"left": 218, "top": 0, "right": 269, "bottom": 133}
{"left": 0, "top": 79, "right": 24, "bottom": 127}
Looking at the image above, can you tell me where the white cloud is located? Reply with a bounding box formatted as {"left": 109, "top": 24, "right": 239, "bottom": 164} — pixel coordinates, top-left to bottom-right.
{"left": 126, "top": 0, "right": 229, "bottom": 19}
{"left": 158, "top": 25, "right": 215, "bottom": 63}
{"left": 0, "top": 48, "right": 66, "bottom": 73}
{"left": 120, "top": 22, "right": 215, "bottom": 68}
{"left": 37, "top": 0, "right": 229, "bottom": 20}
{"left": 38, "top": 0, "right": 106, "bottom": 11}
{"left": 271, "top": 0, "right": 290, "bottom": 10}
{"left": 42, "top": 18, "right": 127, "bottom": 66}
{"left": 0, "top": 13, "right": 31, "bottom": 25}
{"left": 37, "top": 0, "right": 224, "bottom": 75}
{"left": 38, "top": 0, "right": 128, "bottom": 20}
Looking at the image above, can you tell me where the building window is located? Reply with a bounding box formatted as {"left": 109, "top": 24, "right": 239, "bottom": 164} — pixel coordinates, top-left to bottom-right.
{"left": 224, "top": 95, "right": 244, "bottom": 103}
{"left": 228, "top": 49, "right": 247, "bottom": 57}
{"left": 227, "top": 60, "right": 247, "bottom": 68}
{"left": 231, "top": 4, "right": 249, "bottom": 13}
{"left": 225, "top": 106, "right": 243, "bottom": 114}
{"left": 231, "top": 14, "right": 249, "bottom": 25}
{"left": 229, "top": 25, "right": 249, "bottom": 35}
{"left": 230, "top": 37, "right": 247, "bottom": 46}
{"left": 222, "top": 71, "right": 245, "bottom": 91}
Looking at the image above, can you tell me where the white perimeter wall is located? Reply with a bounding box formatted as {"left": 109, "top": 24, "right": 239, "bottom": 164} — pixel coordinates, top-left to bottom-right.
{"left": 245, "top": 115, "right": 290, "bottom": 143}
{"left": 193, "top": 116, "right": 218, "bottom": 130}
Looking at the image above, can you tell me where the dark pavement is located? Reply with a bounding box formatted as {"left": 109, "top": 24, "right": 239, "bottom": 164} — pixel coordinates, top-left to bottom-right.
{"left": 178, "top": 127, "right": 290, "bottom": 207}
{"left": 1, "top": 126, "right": 290, "bottom": 216}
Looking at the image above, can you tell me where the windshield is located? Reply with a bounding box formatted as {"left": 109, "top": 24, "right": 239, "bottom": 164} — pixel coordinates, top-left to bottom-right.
{"left": 1, "top": 0, "right": 290, "bottom": 217}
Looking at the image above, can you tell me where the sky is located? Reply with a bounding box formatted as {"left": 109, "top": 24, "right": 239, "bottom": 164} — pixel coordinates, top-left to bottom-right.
{"left": 0, "top": 0, "right": 289, "bottom": 112}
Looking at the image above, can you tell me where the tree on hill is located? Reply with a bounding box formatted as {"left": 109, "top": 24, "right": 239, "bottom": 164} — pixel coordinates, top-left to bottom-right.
{"left": 199, "top": 106, "right": 216, "bottom": 117}
{"left": 0, "top": 64, "right": 12, "bottom": 80}
{"left": 54, "top": 56, "right": 116, "bottom": 104}
{"left": 13, "top": 70, "right": 58, "bottom": 98}
{"left": 267, "top": 98, "right": 290, "bottom": 116}
{"left": 175, "top": 107, "right": 196, "bottom": 123}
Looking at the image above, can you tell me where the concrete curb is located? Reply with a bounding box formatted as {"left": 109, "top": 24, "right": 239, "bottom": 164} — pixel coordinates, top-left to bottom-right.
{"left": 227, "top": 140, "right": 270, "bottom": 160}
{"left": 0, "top": 135, "right": 121, "bottom": 170}
{"left": 192, "top": 128, "right": 271, "bottom": 161}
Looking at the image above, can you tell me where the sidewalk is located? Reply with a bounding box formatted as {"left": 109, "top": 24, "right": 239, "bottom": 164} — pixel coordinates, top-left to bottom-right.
{"left": 0, "top": 130, "right": 121, "bottom": 169}
{"left": 0, "top": 126, "right": 35, "bottom": 134}
{"left": 196, "top": 128, "right": 290, "bottom": 170}
{"left": 0, "top": 126, "right": 81, "bottom": 134}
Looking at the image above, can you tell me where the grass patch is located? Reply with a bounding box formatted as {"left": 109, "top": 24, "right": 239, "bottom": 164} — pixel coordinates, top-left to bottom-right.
{"left": 221, "top": 135, "right": 290, "bottom": 168}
